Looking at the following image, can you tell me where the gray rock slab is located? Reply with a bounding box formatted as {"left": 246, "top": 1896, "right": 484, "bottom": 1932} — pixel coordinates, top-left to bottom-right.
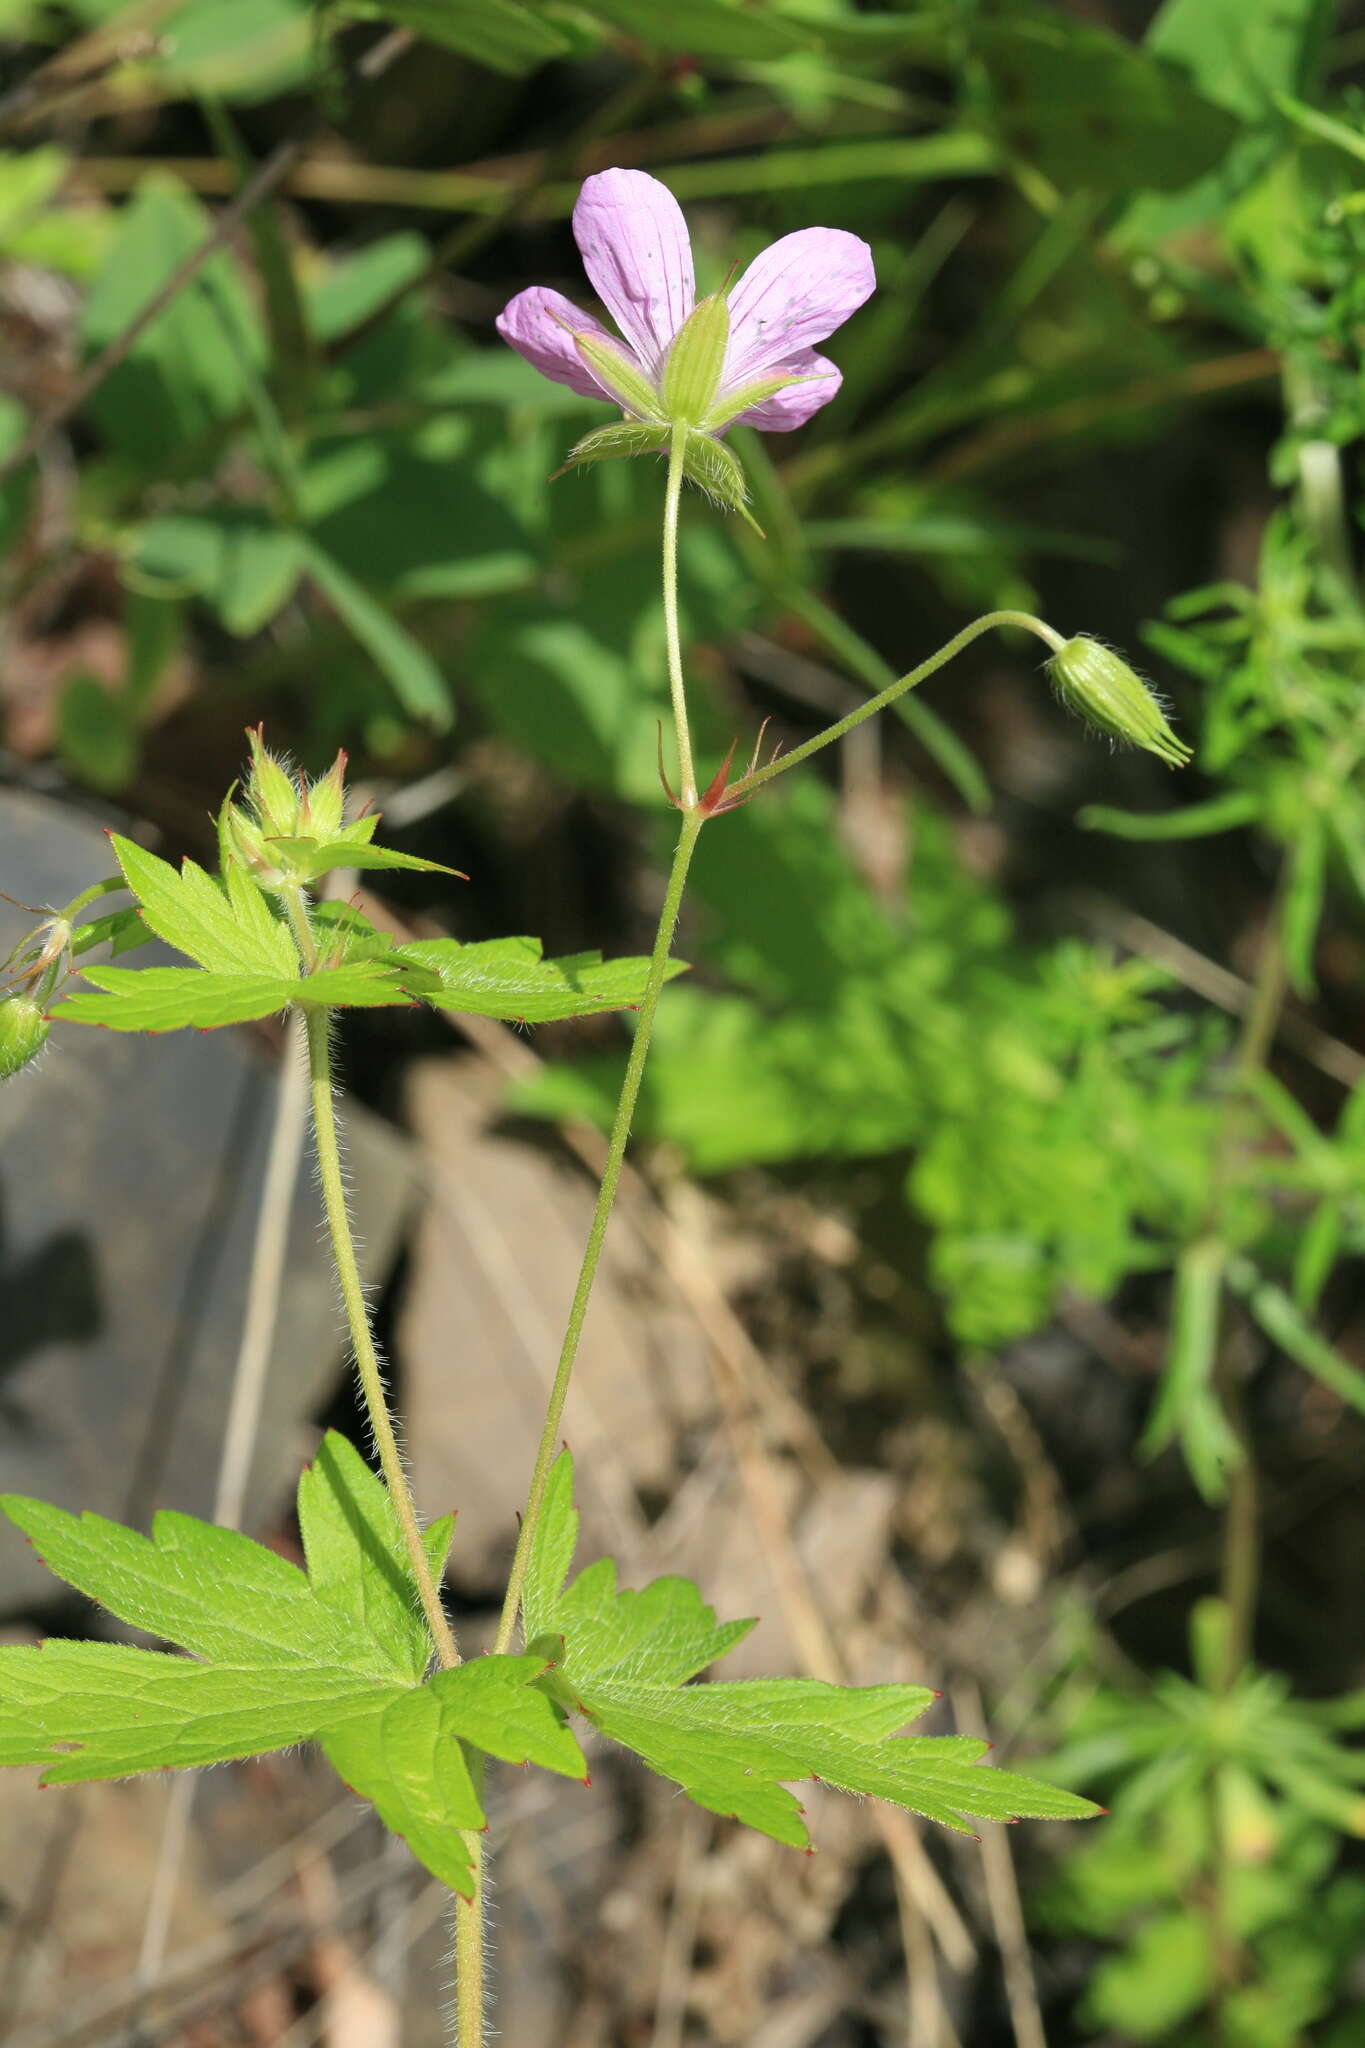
{"left": 397, "top": 1056, "right": 710, "bottom": 1587}
{"left": 0, "top": 785, "right": 413, "bottom": 1612}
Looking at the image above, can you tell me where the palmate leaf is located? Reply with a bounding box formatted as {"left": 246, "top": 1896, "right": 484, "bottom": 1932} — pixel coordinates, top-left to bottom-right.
{"left": 0, "top": 1435, "right": 585, "bottom": 1894}
{"left": 523, "top": 1452, "right": 1101, "bottom": 1845}
{"left": 53, "top": 833, "right": 673, "bottom": 1033}
{"left": 56, "top": 961, "right": 411, "bottom": 1031}
{"left": 390, "top": 934, "right": 685, "bottom": 1024}
{"left": 110, "top": 833, "right": 295, "bottom": 974}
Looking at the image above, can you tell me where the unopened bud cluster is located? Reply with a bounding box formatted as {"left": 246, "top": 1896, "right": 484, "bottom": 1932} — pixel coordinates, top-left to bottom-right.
{"left": 221, "top": 728, "right": 348, "bottom": 890}
{"left": 1047, "top": 636, "right": 1191, "bottom": 769}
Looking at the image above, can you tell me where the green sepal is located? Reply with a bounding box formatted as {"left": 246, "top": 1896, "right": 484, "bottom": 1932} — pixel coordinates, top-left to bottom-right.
{"left": 573, "top": 332, "right": 665, "bottom": 421}
{"left": 661, "top": 294, "right": 730, "bottom": 425}
{"left": 246, "top": 728, "right": 300, "bottom": 834}
{"left": 702, "top": 371, "right": 820, "bottom": 433}
{"left": 557, "top": 422, "right": 671, "bottom": 475}
{"left": 264, "top": 835, "right": 463, "bottom": 883}
{"left": 680, "top": 430, "right": 763, "bottom": 533}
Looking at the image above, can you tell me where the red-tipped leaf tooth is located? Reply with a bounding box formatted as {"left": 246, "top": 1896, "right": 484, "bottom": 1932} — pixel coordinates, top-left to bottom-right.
{"left": 803, "top": 1845, "right": 815, "bottom": 1858}
{"left": 583, "top": 1773, "right": 592, "bottom": 1788}
{"left": 698, "top": 738, "right": 739, "bottom": 816}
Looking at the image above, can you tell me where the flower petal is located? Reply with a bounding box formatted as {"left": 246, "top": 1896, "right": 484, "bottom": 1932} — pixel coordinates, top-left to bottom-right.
{"left": 573, "top": 168, "right": 695, "bottom": 377}
{"left": 729, "top": 350, "right": 842, "bottom": 432}
{"left": 725, "top": 227, "right": 874, "bottom": 385}
{"left": 495, "top": 286, "right": 617, "bottom": 401}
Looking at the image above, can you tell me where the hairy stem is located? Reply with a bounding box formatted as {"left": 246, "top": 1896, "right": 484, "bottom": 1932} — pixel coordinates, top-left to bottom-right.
{"left": 303, "top": 1003, "right": 459, "bottom": 1668}
{"left": 663, "top": 425, "right": 697, "bottom": 807}
{"left": 453, "top": 1813, "right": 484, "bottom": 2048}
{"left": 283, "top": 887, "right": 459, "bottom": 1672}
{"left": 725, "top": 608, "right": 1065, "bottom": 803}
{"left": 492, "top": 803, "right": 704, "bottom": 1666}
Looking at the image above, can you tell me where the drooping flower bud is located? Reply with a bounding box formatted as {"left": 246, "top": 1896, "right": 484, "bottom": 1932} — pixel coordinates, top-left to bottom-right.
{"left": 661, "top": 294, "right": 730, "bottom": 425}
{"left": 1047, "top": 637, "right": 1192, "bottom": 768}
{"left": 0, "top": 994, "right": 50, "bottom": 1078}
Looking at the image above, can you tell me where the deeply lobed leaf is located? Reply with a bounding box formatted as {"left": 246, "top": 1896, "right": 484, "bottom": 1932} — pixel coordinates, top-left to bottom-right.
{"left": 390, "top": 934, "right": 684, "bottom": 1023}
{"left": 56, "top": 833, "right": 673, "bottom": 1033}
{"left": 0, "top": 1434, "right": 586, "bottom": 1892}
{"left": 524, "top": 1451, "right": 1101, "bottom": 1846}
{"left": 56, "top": 961, "right": 409, "bottom": 1030}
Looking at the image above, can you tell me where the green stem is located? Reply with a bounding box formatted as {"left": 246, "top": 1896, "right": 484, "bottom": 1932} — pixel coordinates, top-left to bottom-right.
{"left": 725, "top": 609, "right": 1064, "bottom": 803}
{"left": 663, "top": 424, "right": 697, "bottom": 807}
{"left": 283, "top": 888, "right": 459, "bottom": 1674}
{"left": 492, "top": 805, "right": 704, "bottom": 1667}
{"left": 453, "top": 1815, "right": 484, "bottom": 2048}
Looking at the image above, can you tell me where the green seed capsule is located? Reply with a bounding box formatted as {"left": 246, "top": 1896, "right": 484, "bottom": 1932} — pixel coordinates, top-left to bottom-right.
{"left": 0, "top": 995, "right": 50, "bottom": 1078}
{"left": 1047, "top": 636, "right": 1192, "bottom": 768}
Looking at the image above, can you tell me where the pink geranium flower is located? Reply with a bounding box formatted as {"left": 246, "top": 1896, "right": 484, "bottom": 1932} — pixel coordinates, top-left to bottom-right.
{"left": 496, "top": 168, "right": 875, "bottom": 436}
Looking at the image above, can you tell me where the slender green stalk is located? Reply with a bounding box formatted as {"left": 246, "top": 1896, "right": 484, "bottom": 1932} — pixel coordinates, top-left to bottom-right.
{"left": 662, "top": 424, "right": 697, "bottom": 807}
{"left": 282, "top": 887, "right": 459, "bottom": 1673}
{"left": 725, "top": 609, "right": 1064, "bottom": 803}
{"left": 492, "top": 804, "right": 704, "bottom": 1665}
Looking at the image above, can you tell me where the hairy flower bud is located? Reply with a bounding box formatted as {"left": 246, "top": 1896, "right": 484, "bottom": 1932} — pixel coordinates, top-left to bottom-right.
{"left": 246, "top": 726, "right": 301, "bottom": 834}
{"left": 0, "top": 994, "right": 50, "bottom": 1078}
{"left": 1047, "top": 636, "right": 1192, "bottom": 768}
{"left": 223, "top": 735, "right": 354, "bottom": 891}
